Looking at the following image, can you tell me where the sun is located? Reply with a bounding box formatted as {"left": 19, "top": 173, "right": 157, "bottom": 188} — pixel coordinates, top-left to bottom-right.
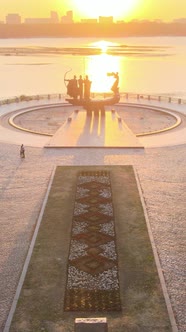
{"left": 72, "top": 0, "right": 139, "bottom": 21}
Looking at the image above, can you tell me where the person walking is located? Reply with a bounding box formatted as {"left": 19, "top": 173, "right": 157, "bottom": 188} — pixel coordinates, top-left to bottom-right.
{"left": 20, "top": 144, "right": 25, "bottom": 158}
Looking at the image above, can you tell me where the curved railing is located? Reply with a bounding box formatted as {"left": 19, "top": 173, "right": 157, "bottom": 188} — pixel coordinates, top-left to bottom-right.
{"left": 0, "top": 92, "right": 185, "bottom": 105}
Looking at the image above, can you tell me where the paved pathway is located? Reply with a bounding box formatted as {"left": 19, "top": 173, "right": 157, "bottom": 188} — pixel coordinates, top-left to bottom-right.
{"left": 46, "top": 109, "right": 143, "bottom": 148}
{"left": 0, "top": 97, "right": 185, "bottom": 332}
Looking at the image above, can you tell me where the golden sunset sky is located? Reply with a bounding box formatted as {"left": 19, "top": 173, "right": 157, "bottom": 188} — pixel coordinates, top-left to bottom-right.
{"left": 0, "top": 0, "right": 185, "bottom": 22}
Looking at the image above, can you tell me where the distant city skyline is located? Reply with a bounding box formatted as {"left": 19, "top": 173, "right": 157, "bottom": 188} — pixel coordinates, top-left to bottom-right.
{"left": 0, "top": 0, "right": 186, "bottom": 22}
{"left": 2, "top": 9, "right": 186, "bottom": 25}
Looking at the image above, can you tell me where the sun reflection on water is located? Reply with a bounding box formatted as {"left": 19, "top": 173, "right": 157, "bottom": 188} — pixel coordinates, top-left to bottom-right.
{"left": 84, "top": 53, "right": 121, "bottom": 93}
{"left": 91, "top": 40, "right": 118, "bottom": 53}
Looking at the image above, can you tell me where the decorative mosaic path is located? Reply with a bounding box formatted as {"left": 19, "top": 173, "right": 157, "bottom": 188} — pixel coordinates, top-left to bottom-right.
{"left": 9, "top": 166, "right": 172, "bottom": 332}
{"left": 64, "top": 171, "right": 121, "bottom": 311}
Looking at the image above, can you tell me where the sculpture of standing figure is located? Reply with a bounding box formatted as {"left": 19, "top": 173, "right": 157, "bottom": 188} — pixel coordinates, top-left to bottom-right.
{"left": 84, "top": 75, "right": 92, "bottom": 100}
{"left": 78, "top": 75, "right": 84, "bottom": 100}
{"left": 65, "top": 75, "right": 78, "bottom": 99}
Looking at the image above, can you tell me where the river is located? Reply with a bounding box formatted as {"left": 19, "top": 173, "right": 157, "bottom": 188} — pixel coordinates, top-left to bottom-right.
{"left": 0, "top": 36, "right": 186, "bottom": 99}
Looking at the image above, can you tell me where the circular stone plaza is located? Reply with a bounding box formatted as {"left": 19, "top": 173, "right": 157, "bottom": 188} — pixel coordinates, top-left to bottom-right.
{"left": 0, "top": 94, "right": 185, "bottom": 332}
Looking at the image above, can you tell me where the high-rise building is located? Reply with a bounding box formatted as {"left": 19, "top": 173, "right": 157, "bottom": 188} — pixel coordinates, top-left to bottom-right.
{"left": 173, "top": 18, "right": 186, "bottom": 23}
{"left": 24, "top": 17, "right": 51, "bottom": 24}
{"left": 6, "top": 13, "right": 21, "bottom": 24}
{"left": 24, "top": 11, "right": 59, "bottom": 24}
{"left": 50, "top": 11, "right": 59, "bottom": 23}
{"left": 99, "top": 16, "right": 113, "bottom": 24}
{"left": 61, "top": 10, "right": 73, "bottom": 24}
{"left": 81, "top": 19, "right": 97, "bottom": 23}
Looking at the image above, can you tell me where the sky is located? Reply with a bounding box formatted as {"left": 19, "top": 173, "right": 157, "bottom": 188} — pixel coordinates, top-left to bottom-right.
{"left": 0, "top": 0, "right": 186, "bottom": 22}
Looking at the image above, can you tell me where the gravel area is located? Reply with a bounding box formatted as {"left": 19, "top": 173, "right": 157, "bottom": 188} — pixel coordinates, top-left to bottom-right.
{"left": 0, "top": 128, "right": 185, "bottom": 330}
{"left": 116, "top": 105, "right": 177, "bottom": 134}
{"left": 12, "top": 106, "right": 74, "bottom": 135}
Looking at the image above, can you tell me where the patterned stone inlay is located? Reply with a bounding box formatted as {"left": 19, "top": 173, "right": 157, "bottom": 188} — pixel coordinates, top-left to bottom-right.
{"left": 64, "top": 171, "right": 121, "bottom": 311}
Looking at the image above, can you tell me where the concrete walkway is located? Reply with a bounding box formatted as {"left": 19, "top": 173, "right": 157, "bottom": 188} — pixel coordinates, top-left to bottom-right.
{"left": 46, "top": 109, "right": 144, "bottom": 148}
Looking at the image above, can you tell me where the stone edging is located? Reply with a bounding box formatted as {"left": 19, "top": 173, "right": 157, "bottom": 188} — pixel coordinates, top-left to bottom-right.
{"left": 133, "top": 167, "right": 178, "bottom": 332}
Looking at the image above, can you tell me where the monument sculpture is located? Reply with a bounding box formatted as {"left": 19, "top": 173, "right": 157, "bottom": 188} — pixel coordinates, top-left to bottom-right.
{"left": 65, "top": 72, "right": 120, "bottom": 113}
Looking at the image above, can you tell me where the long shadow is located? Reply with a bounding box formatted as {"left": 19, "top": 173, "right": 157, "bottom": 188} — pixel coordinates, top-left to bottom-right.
{"left": 77, "top": 110, "right": 106, "bottom": 147}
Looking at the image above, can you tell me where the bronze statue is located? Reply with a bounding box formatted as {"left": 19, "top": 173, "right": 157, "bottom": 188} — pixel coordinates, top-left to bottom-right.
{"left": 65, "top": 75, "right": 78, "bottom": 99}
{"left": 107, "top": 72, "right": 119, "bottom": 94}
{"left": 84, "top": 75, "right": 92, "bottom": 100}
{"left": 78, "top": 75, "right": 84, "bottom": 100}
{"left": 65, "top": 72, "right": 120, "bottom": 114}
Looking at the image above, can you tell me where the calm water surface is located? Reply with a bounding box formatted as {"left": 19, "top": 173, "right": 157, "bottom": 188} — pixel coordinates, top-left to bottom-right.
{"left": 0, "top": 36, "right": 186, "bottom": 99}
